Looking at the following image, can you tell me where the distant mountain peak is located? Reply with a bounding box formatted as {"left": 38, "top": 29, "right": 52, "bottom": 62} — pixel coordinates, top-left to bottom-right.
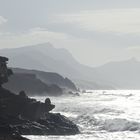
{"left": 33, "top": 42, "right": 54, "bottom": 48}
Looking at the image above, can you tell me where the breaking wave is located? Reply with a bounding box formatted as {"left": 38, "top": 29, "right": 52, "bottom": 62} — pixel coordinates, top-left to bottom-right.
{"left": 100, "top": 118, "right": 140, "bottom": 132}
{"left": 75, "top": 113, "right": 140, "bottom": 133}
{"left": 31, "top": 90, "right": 140, "bottom": 140}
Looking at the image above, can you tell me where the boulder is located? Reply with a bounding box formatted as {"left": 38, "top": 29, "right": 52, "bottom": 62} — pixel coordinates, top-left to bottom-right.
{"left": 0, "top": 56, "right": 13, "bottom": 86}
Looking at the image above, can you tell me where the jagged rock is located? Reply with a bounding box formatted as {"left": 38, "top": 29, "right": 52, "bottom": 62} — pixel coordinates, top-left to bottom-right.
{"left": 0, "top": 113, "right": 79, "bottom": 135}
{"left": 68, "top": 91, "right": 80, "bottom": 96}
{"left": 75, "top": 93, "right": 80, "bottom": 96}
{"left": 0, "top": 87, "right": 80, "bottom": 135}
{"left": 37, "top": 113, "right": 80, "bottom": 135}
{"left": 0, "top": 87, "right": 55, "bottom": 120}
{"left": 0, "top": 56, "right": 13, "bottom": 86}
{"left": 0, "top": 125, "right": 29, "bottom": 140}
{"left": 0, "top": 56, "right": 80, "bottom": 136}
{"left": 19, "top": 91, "right": 28, "bottom": 98}
{"left": 45, "top": 98, "right": 51, "bottom": 104}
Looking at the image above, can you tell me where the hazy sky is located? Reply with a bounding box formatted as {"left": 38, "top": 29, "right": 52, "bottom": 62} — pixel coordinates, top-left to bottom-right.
{"left": 0, "top": 0, "right": 140, "bottom": 66}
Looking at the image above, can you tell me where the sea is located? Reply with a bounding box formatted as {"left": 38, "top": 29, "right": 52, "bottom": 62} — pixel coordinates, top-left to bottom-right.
{"left": 25, "top": 90, "right": 140, "bottom": 140}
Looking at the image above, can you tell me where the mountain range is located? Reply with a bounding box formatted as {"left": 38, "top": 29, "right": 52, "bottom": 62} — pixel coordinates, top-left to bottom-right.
{"left": 95, "top": 57, "right": 140, "bottom": 89}
{"left": 0, "top": 43, "right": 140, "bottom": 89}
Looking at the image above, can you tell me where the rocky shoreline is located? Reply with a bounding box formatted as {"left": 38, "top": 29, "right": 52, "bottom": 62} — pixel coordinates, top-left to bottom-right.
{"left": 0, "top": 86, "right": 79, "bottom": 138}
{"left": 0, "top": 56, "right": 80, "bottom": 139}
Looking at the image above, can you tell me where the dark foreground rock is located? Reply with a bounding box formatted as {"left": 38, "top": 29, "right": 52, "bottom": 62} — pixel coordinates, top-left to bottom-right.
{"left": 0, "top": 125, "right": 29, "bottom": 140}
{"left": 0, "top": 135, "right": 29, "bottom": 140}
{"left": 0, "top": 113, "right": 79, "bottom": 136}
{"left": 0, "top": 87, "right": 80, "bottom": 136}
{"left": 0, "top": 56, "right": 80, "bottom": 137}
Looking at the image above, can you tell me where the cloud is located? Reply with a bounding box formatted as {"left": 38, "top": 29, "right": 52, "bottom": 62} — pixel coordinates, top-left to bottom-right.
{"left": 0, "top": 27, "right": 69, "bottom": 48}
{"left": 126, "top": 46, "right": 140, "bottom": 54}
{"left": 127, "top": 46, "right": 140, "bottom": 51}
{"left": 0, "top": 16, "right": 7, "bottom": 25}
{"left": 52, "top": 8, "right": 140, "bottom": 34}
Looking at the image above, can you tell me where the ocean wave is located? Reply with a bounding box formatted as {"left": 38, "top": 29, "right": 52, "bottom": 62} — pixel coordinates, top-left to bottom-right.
{"left": 58, "top": 106, "right": 122, "bottom": 116}
{"left": 75, "top": 113, "right": 140, "bottom": 133}
{"left": 100, "top": 118, "right": 140, "bottom": 132}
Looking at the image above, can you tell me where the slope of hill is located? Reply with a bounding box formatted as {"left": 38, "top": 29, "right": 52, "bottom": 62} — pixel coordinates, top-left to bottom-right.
{"left": 12, "top": 67, "right": 78, "bottom": 91}
{"left": 0, "top": 43, "right": 82, "bottom": 78}
{"left": 0, "top": 43, "right": 115, "bottom": 89}
{"left": 95, "top": 58, "right": 140, "bottom": 89}
{"left": 4, "top": 73, "right": 63, "bottom": 96}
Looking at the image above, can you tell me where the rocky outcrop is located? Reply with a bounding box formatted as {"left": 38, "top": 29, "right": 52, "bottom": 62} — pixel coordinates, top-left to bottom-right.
{"left": 0, "top": 56, "right": 80, "bottom": 137}
{"left": 0, "top": 125, "right": 29, "bottom": 140}
{"left": 0, "top": 56, "right": 13, "bottom": 86}
{"left": 0, "top": 87, "right": 80, "bottom": 135}
{"left": 0, "top": 112, "right": 79, "bottom": 136}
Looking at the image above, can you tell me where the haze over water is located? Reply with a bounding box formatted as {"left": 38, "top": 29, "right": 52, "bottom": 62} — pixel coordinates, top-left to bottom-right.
{"left": 26, "top": 90, "right": 140, "bottom": 140}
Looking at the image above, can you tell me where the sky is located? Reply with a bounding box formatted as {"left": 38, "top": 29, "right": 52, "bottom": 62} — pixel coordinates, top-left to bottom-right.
{"left": 0, "top": 0, "right": 140, "bottom": 66}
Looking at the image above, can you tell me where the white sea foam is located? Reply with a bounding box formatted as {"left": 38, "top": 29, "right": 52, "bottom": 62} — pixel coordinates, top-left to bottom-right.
{"left": 26, "top": 90, "right": 140, "bottom": 140}
{"left": 100, "top": 118, "right": 140, "bottom": 132}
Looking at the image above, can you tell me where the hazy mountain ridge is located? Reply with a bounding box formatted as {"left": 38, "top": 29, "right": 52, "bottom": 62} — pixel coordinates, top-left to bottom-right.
{"left": 95, "top": 58, "right": 140, "bottom": 89}
{"left": 0, "top": 43, "right": 82, "bottom": 79}
{"left": 0, "top": 43, "right": 113, "bottom": 89}
{"left": 1, "top": 43, "right": 139, "bottom": 89}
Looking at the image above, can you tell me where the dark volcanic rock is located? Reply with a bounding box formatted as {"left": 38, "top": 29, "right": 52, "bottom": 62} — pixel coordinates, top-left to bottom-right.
{"left": 37, "top": 113, "right": 79, "bottom": 135}
{"left": 0, "top": 125, "right": 29, "bottom": 140}
{"left": 0, "top": 55, "right": 80, "bottom": 136}
{"left": 0, "top": 87, "right": 55, "bottom": 120}
{"left": 0, "top": 135, "right": 29, "bottom": 140}
{"left": 0, "top": 87, "right": 80, "bottom": 135}
{"left": 0, "top": 56, "right": 13, "bottom": 86}
{"left": 0, "top": 113, "right": 79, "bottom": 136}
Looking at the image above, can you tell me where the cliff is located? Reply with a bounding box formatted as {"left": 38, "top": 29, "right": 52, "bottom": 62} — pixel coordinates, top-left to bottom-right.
{"left": 4, "top": 67, "right": 78, "bottom": 96}
{"left": 12, "top": 67, "right": 78, "bottom": 91}
{"left": 0, "top": 56, "right": 80, "bottom": 139}
{"left": 0, "top": 43, "right": 114, "bottom": 89}
{"left": 4, "top": 73, "right": 63, "bottom": 96}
